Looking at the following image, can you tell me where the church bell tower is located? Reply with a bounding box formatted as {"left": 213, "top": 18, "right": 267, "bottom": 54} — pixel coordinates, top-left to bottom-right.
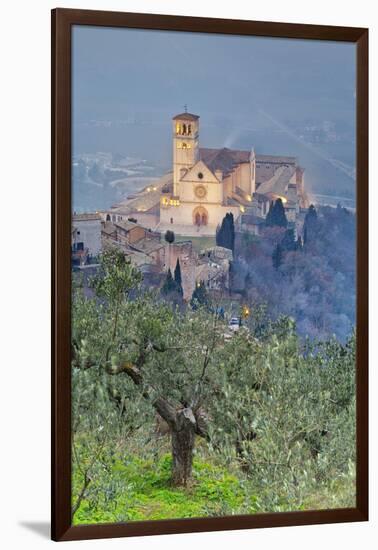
{"left": 172, "top": 110, "right": 199, "bottom": 196}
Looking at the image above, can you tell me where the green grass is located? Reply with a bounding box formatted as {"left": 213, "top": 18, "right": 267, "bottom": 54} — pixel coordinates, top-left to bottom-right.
{"left": 72, "top": 446, "right": 355, "bottom": 525}
{"left": 73, "top": 453, "right": 257, "bottom": 525}
{"left": 174, "top": 235, "right": 216, "bottom": 253}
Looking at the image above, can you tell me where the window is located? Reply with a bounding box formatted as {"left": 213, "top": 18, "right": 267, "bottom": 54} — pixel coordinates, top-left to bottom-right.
{"left": 170, "top": 217, "right": 173, "bottom": 224}
{"left": 177, "top": 142, "right": 191, "bottom": 149}
{"left": 198, "top": 172, "right": 204, "bottom": 179}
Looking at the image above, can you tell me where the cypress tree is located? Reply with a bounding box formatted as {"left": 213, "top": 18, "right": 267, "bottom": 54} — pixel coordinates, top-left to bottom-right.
{"left": 229, "top": 213, "right": 235, "bottom": 252}
{"left": 216, "top": 213, "right": 235, "bottom": 251}
{"left": 164, "top": 230, "right": 175, "bottom": 244}
{"left": 174, "top": 258, "right": 183, "bottom": 296}
{"left": 272, "top": 243, "right": 283, "bottom": 270}
{"left": 174, "top": 258, "right": 182, "bottom": 285}
{"left": 266, "top": 199, "right": 288, "bottom": 228}
{"left": 265, "top": 201, "right": 274, "bottom": 226}
{"left": 303, "top": 204, "right": 318, "bottom": 245}
{"left": 161, "top": 268, "right": 176, "bottom": 295}
{"left": 190, "top": 281, "right": 209, "bottom": 309}
{"left": 281, "top": 228, "right": 296, "bottom": 251}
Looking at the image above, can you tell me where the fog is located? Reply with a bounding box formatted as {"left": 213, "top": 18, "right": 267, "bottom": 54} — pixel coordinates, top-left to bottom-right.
{"left": 72, "top": 25, "right": 356, "bottom": 211}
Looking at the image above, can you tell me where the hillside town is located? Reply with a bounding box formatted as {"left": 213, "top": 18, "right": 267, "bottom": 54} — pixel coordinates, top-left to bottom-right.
{"left": 72, "top": 111, "right": 311, "bottom": 301}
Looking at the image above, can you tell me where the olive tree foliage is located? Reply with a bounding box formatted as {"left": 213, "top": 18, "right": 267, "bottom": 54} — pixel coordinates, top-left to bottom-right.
{"left": 72, "top": 252, "right": 149, "bottom": 515}
{"left": 72, "top": 248, "right": 355, "bottom": 507}
{"left": 72, "top": 248, "right": 226, "bottom": 488}
{"left": 208, "top": 318, "right": 356, "bottom": 510}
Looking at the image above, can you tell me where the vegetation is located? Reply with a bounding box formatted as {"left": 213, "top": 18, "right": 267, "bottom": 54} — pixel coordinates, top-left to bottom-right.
{"left": 265, "top": 198, "right": 288, "bottom": 228}
{"left": 216, "top": 213, "right": 235, "bottom": 251}
{"left": 272, "top": 243, "right": 283, "bottom": 269}
{"left": 164, "top": 230, "right": 175, "bottom": 244}
{"left": 233, "top": 205, "right": 356, "bottom": 341}
{"left": 190, "top": 280, "right": 209, "bottom": 309}
{"left": 72, "top": 247, "right": 356, "bottom": 524}
{"left": 174, "top": 259, "right": 183, "bottom": 296}
{"left": 303, "top": 204, "right": 318, "bottom": 245}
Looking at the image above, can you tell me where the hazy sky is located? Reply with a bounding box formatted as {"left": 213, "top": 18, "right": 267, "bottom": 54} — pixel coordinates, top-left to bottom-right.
{"left": 72, "top": 25, "right": 356, "bottom": 201}
{"left": 72, "top": 25, "right": 355, "bottom": 123}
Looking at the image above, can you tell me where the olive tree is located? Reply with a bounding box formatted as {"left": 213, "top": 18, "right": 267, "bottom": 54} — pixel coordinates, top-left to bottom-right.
{"left": 72, "top": 248, "right": 225, "bottom": 487}
{"left": 208, "top": 318, "right": 356, "bottom": 510}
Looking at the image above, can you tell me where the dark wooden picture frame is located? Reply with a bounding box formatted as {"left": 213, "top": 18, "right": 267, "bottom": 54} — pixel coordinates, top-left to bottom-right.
{"left": 52, "top": 8, "right": 368, "bottom": 542}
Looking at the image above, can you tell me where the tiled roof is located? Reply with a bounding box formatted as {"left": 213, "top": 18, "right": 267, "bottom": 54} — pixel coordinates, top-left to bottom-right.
{"left": 111, "top": 172, "right": 173, "bottom": 214}
{"left": 199, "top": 147, "right": 250, "bottom": 177}
{"left": 114, "top": 219, "right": 142, "bottom": 232}
{"left": 102, "top": 222, "right": 117, "bottom": 235}
{"left": 256, "top": 165, "right": 296, "bottom": 196}
{"left": 132, "top": 238, "right": 164, "bottom": 255}
{"left": 255, "top": 154, "right": 296, "bottom": 165}
{"left": 172, "top": 112, "right": 199, "bottom": 121}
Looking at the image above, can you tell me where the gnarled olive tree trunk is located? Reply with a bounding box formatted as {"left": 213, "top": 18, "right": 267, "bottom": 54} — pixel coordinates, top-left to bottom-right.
{"left": 153, "top": 398, "right": 199, "bottom": 486}
{"left": 107, "top": 362, "right": 207, "bottom": 487}
{"left": 171, "top": 408, "right": 196, "bottom": 486}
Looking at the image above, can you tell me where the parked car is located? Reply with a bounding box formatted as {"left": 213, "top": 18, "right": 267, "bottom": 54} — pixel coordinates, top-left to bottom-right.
{"left": 228, "top": 317, "right": 240, "bottom": 332}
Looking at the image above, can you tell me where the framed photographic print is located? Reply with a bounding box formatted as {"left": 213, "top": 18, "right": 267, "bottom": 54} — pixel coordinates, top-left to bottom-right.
{"left": 52, "top": 8, "right": 368, "bottom": 542}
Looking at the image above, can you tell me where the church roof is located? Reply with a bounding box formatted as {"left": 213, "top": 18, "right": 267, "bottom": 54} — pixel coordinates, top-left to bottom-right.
{"left": 255, "top": 154, "right": 296, "bottom": 165}
{"left": 256, "top": 165, "right": 296, "bottom": 196}
{"left": 111, "top": 172, "right": 173, "bottom": 214}
{"left": 199, "top": 147, "right": 250, "bottom": 177}
{"left": 172, "top": 112, "right": 199, "bottom": 121}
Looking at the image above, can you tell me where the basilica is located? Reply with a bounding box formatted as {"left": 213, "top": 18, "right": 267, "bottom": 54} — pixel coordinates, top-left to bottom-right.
{"left": 105, "top": 111, "right": 308, "bottom": 236}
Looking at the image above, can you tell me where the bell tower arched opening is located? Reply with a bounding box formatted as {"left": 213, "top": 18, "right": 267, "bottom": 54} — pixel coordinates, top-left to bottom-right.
{"left": 172, "top": 112, "right": 200, "bottom": 196}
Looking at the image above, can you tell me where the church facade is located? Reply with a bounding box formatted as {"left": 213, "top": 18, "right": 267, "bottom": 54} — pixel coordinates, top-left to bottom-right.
{"left": 158, "top": 111, "right": 308, "bottom": 234}
{"left": 103, "top": 111, "right": 308, "bottom": 236}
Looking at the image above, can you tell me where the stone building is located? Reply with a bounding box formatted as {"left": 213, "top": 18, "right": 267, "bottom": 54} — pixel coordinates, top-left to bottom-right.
{"left": 103, "top": 111, "right": 308, "bottom": 236}
{"left": 158, "top": 112, "right": 308, "bottom": 234}
{"left": 72, "top": 212, "right": 102, "bottom": 259}
{"left": 101, "top": 219, "right": 165, "bottom": 273}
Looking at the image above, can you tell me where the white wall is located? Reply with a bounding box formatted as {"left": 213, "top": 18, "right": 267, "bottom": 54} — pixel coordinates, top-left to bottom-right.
{"left": 73, "top": 219, "right": 102, "bottom": 256}
{"left": 1, "top": 1, "right": 376, "bottom": 549}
